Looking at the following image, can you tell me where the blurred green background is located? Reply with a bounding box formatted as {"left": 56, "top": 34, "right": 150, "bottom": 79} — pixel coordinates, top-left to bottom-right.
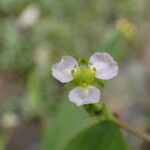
{"left": 0, "top": 0, "right": 149, "bottom": 150}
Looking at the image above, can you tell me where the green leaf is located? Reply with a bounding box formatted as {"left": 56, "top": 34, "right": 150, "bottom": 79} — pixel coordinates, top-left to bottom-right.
{"left": 64, "top": 121, "right": 128, "bottom": 150}
{"left": 43, "top": 99, "right": 92, "bottom": 150}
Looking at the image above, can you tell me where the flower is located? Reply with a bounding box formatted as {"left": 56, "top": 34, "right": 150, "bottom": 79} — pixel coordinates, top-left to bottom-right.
{"left": 52, "top": 52, "right": 118, "bottom": 106}
{"left": 116, "top": 18, "right": 136, "bottom": 39}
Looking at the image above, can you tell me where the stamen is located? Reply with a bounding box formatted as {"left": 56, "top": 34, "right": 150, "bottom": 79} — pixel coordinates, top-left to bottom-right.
{"left": 72, "top": 67, "right": 95, "bottom": 88}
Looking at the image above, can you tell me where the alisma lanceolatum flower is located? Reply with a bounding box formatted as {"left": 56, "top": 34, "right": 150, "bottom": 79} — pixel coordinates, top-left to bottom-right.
{"left": 52, "top": 52, "right": 118, "bottom": 106}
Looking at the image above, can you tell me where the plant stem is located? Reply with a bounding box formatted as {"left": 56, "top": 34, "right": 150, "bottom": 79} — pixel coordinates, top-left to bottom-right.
{"left": 84, "top": 103, "right": 150, "bottom": 143}
{"left": 111, "top": 117, "right": 150, "bottom": 143}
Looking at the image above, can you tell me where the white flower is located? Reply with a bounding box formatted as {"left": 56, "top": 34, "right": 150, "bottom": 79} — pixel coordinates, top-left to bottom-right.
{"left": 52, "top": 52, "right": 118, "bottom": 106}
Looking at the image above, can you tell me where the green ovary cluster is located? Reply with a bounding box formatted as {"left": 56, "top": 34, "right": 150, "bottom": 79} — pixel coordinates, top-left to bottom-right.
{"left": 72, "top": 67, "right": 95, "bottom": 88}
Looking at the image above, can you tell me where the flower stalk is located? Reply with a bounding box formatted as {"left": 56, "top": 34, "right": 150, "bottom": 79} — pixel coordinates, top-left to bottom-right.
{"left": 111, "top": 117, "right": 150, "bottom": 143}
{"left": 84, "top": 103, "right": 150, "bottom": 143}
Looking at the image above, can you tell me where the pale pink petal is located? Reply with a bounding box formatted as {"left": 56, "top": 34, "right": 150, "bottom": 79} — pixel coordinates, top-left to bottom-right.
{"left": 69, "top": 86, "right": 100, "bottom": 106}
{"left": 52, "top": 56, "right": 77, "bottom": 83}
{"left": 89, "top": 52, "right": 118, "bottom": 80}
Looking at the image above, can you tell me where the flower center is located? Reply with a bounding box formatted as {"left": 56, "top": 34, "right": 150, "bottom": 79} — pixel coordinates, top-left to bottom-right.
{"left": 72, "top": 67, "right": 95, "bottom": 88}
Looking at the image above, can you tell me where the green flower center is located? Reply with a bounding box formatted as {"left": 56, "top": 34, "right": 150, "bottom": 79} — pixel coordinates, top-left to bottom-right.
{"left": 72, "top": 67, "right": 95, "bottom": 88}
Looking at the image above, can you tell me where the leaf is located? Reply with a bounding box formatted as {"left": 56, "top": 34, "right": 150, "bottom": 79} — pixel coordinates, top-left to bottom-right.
{"left": 43, "top": 99, "right": 92, "bottom": 150}
{"left": 25, "top": 71, "right": 43, "bottom": 116}
{"left": 64, "top": 121, "right": 128, "bottom": 150}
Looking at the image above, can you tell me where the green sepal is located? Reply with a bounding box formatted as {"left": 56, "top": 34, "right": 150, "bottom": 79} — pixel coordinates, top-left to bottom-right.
{"left": 84, "top": 103, "right": 105, "bottom": 116}
{"left": 78, "top": 58, "right": 88, "bottom": 66}
{"left": 65, "top": 80, "right": 77, "bottom": 91}
{"left": 93, "top": 78, "right": 105, "bottom": 89}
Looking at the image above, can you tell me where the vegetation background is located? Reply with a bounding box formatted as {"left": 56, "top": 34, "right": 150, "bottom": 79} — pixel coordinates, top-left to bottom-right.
{"left": 0, "top": 0, "right": 149, "bottom": 150}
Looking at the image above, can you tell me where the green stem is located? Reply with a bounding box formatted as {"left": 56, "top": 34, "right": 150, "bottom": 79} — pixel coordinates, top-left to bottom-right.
{"left": 104, "top": 105, "right": 150, "bottom": 143}
{"left": 110, "top": 117, "right": 150, "bottom": 143}
{"left": 84, "top": 103, "right": 150, "bottom": 143}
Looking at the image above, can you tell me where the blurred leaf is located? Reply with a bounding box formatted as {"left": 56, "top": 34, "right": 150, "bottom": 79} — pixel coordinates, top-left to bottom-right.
{"left": 43, "top": 99, "right": 92, "bottom": 150}
{"left": 27, "top": 71, "right": 42, "bottom": 107}
{"left": 0, "top": 134, "right": 7, "bottom": 150}
{"left": 24, "top": 71, "right": 44, "bottom": 117}
{"left": 64, "top": 121, "right": 128, "bottom": 150}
